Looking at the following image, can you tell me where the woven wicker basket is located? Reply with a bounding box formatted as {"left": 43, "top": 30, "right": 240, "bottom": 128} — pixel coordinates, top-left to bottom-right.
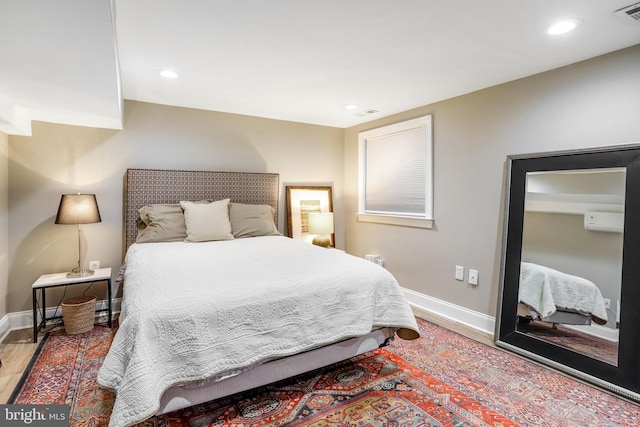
{"left": 61, "top": 295, "right": 96, "bottom": 335}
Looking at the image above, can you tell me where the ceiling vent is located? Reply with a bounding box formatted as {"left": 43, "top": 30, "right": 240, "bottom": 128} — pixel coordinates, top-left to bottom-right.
{"left": 353, "top": 109, "right": 380, "bottom": 117}
{"left": 615, "top": 2, "right": 640, "bottom": 24}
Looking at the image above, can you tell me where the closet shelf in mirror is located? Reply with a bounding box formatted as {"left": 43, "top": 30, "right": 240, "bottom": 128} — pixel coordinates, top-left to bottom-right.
{"left": 525, "top": 192, "right": 624, "bottom": 215}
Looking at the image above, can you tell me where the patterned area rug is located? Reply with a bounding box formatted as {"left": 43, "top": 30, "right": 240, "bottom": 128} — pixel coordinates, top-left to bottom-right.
{"left": 9, "top": 322, "right": 515, "bottom": 427}
{"left": 389, "top": 320, "right": 639, "bottom": 426}
{"left": 9, "top": 319, "right": 640, "bottom": 426}
{"left": 153, "top": 349, "right": 516, "bottom": 427}
{"left": 9, "top": 324, "right": 115, "bottom": 426}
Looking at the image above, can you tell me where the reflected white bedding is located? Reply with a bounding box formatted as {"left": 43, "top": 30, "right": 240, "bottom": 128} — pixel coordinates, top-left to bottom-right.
{"left": 519, "top": 262, "right": 608, "bottom": 322}
{"left": 97, "top": 236, "right": 418, "bottom": 427}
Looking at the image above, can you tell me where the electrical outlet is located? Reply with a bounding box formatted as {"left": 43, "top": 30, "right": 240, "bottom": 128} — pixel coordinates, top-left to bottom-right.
{"left": 468, "top": 269, "right": 478, "bottom": 286}
{"left": 603, "top": 298, "right": 611, "bottom": 309}
{"left": 89, "top": 260, "right": 100, "bottom": 270}
{"left": 365, "top": 254, "right": 385, "bottom": 267}
{"left": 455, "top": 265, "right": 464, "bottom": 281}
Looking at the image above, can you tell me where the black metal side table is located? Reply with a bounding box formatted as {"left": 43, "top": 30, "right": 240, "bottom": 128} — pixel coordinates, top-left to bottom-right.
{"left": 31, "top": 267, "right": 112, "bottom": 342}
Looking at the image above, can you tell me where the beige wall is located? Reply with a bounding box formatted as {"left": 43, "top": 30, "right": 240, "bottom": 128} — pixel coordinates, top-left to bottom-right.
{"left": 522, "top": 212, "right": 622, "bottom": 327}
{"left": 0, "top": 131, "right": 8, "bottom": 319}
{"left": 344, "top": 45, "right": 640, "bottom": 317}
{"left": 7, "top": 101, "right": 344, "bottom": 313}
{"left": 5, "top": 45, "right": 640, "bottom": 321}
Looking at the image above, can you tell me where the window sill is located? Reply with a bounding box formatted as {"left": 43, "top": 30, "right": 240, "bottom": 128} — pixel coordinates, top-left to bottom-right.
{"left": 356, "top": 213, "right": 433, "bottom": 229}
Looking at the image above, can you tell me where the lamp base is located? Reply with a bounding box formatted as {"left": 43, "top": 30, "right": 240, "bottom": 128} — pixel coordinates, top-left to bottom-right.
{"left": 312, "top": 235, "right": 332, "bottom": 248}
{"left": 66, "top": 268, "right": 95, "bottom": 278}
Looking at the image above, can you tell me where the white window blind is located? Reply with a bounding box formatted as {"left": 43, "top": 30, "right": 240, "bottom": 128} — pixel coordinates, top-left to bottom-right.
{"left": 358, "top": 115, "right": 433, "bottom": 228}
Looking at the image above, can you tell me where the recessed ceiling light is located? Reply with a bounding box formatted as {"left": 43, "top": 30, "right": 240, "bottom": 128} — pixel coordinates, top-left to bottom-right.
{"left": 344, "top": 104, "right": 359, "bottom": 110}
{"left": 159, "top": 69, "right": 179, "bottom": 79}
{"left": 546, "top": 19, "right": 582, "bottom": 35}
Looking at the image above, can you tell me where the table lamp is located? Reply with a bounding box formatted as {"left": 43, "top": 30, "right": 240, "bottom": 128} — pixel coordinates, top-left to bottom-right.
{"left": 55, "top": 194, "right": 101, "bottom": 277}
{"left": 308, "top": 212, "right": 334, "bottom": 248}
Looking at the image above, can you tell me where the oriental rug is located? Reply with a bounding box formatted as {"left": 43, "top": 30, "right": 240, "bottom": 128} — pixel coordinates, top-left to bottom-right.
{"left": 9, "top": 319, "right": 639, "bottom": 426}
{"left": 389, "top": 319, "right": 639, "bottom": 426}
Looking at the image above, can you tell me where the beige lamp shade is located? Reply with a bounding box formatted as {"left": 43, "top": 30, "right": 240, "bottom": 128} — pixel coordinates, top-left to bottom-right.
{"left": 308, "top": 212, "right": 334, "bottom": 235}
{"left": 55, "top": 194, "right": 101, "bottom": 225}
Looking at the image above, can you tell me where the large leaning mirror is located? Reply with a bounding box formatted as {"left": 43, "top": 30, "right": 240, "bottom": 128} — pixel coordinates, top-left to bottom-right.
{"left": 495, "top": 144, "right": 640, "bottom": 402}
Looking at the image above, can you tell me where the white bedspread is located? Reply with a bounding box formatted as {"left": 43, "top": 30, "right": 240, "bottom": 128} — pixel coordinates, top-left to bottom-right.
{"left": 518, "top": 261, "right": 608, "bottom": 321}
{"left": 97, "top": 236, "right": 419, "bottom": 427}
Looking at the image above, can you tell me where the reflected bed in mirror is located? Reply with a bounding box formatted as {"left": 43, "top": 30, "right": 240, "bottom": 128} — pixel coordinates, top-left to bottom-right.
{"left": 495, "top": 144, "right": 640, "bottom": 402}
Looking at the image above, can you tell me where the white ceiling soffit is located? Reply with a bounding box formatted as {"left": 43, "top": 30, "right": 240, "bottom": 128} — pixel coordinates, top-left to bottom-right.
{"left": 0, "top": 0, "right": 122, "bottom": 136}
{"left": 2, "top": 1, "right": 639, "bottom": 135}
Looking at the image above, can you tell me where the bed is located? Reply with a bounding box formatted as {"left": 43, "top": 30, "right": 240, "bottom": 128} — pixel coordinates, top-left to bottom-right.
{"left": 97, "top": 168, "right": 420, "bottom": 427}
{"left": 518, "top": 261, "right": 608, "bottom": 326}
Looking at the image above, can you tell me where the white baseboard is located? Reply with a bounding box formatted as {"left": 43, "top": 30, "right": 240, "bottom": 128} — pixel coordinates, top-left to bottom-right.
{"left": 402, "top": 288, "right": 496, "bottom": 337}
{"left": 400, "top": 288, "right": 619, "bottom": 344}
{"left": 0, "top": 298, "right": 121, "bottom": 344}
{"left": 2, "top": 290, "right": 492, "bottom": 345}
{"left": 566, "top": 323, "right": 619, "bottom": 342}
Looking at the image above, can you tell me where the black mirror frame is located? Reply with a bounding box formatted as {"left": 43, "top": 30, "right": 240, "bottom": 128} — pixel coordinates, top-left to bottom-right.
{"left": 495, "top": 143, "right": 640, "bottom": 402}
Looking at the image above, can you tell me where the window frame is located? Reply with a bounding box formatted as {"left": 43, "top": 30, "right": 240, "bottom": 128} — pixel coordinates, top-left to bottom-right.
{"left": 357, "top": 115, "right": 434, "bottom": 228}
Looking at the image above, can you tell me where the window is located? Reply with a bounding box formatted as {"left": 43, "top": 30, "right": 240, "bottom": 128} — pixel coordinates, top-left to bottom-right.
{"left": 358, "top": 115, "right": 433, "bottom": 228}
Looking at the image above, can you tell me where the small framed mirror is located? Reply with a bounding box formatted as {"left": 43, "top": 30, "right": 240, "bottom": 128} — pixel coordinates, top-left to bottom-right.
{"left": 495, "top": 143, "right": 640, "bottom": 402}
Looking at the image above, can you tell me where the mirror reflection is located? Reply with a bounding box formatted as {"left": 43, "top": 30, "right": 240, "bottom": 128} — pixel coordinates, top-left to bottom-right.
{"left": 516, "top": 168, "right": 625, "bottom": 366}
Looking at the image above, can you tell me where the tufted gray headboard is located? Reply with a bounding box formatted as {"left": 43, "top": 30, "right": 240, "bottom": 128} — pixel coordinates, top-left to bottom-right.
{"left": 123, "top": 168, "right": 280, "bottom": 254}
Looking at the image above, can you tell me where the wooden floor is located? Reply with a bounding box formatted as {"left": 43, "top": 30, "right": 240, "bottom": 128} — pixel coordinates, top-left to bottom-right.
{"left": 0, "top": 308, "right": 493, "bottom": 404}
{"left": 0, "top": 329, "right": 36, "bottom": 403}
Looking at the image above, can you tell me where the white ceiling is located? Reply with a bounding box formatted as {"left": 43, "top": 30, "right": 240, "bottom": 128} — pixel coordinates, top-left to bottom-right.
{"left": 1, "top": 0, "right": 639, "bottom": 135}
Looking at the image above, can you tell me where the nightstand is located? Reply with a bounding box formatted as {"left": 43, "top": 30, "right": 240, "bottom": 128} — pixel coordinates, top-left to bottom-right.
{"left": 31, "top": 267, "right": 113, "bottom": 342}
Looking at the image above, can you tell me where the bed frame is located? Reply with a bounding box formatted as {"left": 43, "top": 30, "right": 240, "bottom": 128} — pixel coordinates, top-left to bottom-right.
{"left": 122, "top": 168, "right": 394, "bottom": 415}
{"left": 517, "top": 302, "right": 595, "bottom": 328}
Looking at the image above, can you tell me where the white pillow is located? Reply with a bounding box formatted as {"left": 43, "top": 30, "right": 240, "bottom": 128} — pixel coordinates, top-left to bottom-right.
{"left": 180, "top": 199, "right": 234, "bottom": 242}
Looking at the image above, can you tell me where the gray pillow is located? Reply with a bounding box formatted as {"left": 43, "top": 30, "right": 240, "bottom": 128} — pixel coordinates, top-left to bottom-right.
{"left": 229, "top": 203, "right": 281, "bottom": 238}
